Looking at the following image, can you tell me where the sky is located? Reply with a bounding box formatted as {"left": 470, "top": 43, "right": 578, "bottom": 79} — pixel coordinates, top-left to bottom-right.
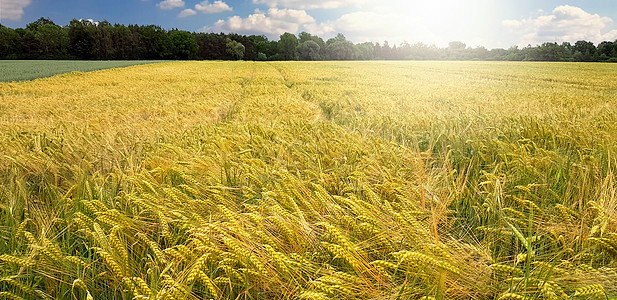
{"left": 2, "top": 0, "right": 617, "bottom": 49}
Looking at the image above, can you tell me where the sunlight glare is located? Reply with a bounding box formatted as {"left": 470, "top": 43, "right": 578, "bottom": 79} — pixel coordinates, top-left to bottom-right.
{"left": 370, "top": 0, "right": 493, "bottom": 46}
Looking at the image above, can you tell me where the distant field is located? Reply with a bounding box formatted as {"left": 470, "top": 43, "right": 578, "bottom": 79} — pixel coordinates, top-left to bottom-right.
{"left": 1, "top": 61, "right": 616, "bottom": 299}
{"left": 0, "top": 60, "right": 164, "bottom": 82}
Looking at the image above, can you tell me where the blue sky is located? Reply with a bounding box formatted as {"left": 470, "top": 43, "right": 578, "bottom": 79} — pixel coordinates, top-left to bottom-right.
{"left": 2, "top": 0, "right": 617, "bottom": 48}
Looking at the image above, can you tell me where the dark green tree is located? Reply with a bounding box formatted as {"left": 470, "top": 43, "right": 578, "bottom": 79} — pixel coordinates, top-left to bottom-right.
{"left": 524, "top": 42, "right": 570, "bottom": 61}
{"left": 255, "top": 40, "right": 279, "bottom": 59}
{"left": 15, "top": 28, "right": 42, "bottom": 58}
{"left": 355, "top": 42, "right": 374, "bottom": 60}
{"left": 298, "top": 31, "right": 326, "bottom": 58}
{"left": 278, "top": 32, "right": 298, "bottom": 60}
{"left": 34, "top": 23, "right": 69, "bottom": 57}
{"left": 26, "top": 17, "right": 56, "bottom": 32}
{"left": 91, "top": 20, "right": 114, "bottom": 59}
{"left": 169, "top": 30, "right": 198, "bottom": 59}
{"left": 111, "top": 24, "right": 136, "bottom": 59}
{"left": 228, "top": 34, "right": 266, "bottom": 60}
{"left": 298, "top": 40, "right": 320, "bottom": 60}
{"left": 573, "top": 40, "right": 597, "bottom": 61}
{"left": 195, "top": 33, "right": 227, "bottom": 60}
{"left": 0, "top": 24, "right": 19, "bottom": 58}
{"left": 597, "top": 41, "right": 616, "bottom": 60}
{"left": 226, "top": 38, "right": 245, "bottom": 60}
{"left": 68, "top": 19, "right": 96, "bottom": 59}
{"left": 134, "top": 25, "right": 171, "bottom": 59}
{"left": 325, "top": 34, "right": 355, "bottom": 60}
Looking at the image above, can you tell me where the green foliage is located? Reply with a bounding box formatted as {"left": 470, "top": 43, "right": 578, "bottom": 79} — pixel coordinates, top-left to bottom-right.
{"left": 257, "top": 52, "right": 268, "bottom": 61}
{"left": 226, "top": 38, "right": 245, "bottom": 60}
{"left": 325, "top": 34, "right": 356, "bottom": 60}
{"left": 299, "top": 31, "right": 326, "bottom": 58}
{"left": 573, "top": 40, "right": 598, "bottom": 61}
{"left": 35, "top": 23, "right": 69, "bottom": 57}
{"left": 0, "top": 25, "right": 18, "bottom": 57}
{"left": 169, "top": 30, "right": 198, "bottom": 59}
{"left": 134, "top": 24, "right": 172, "bottom": 59}
{"left": 278, "top": 32, "right": 299, "bottom": 60}
{"left": 68, "top": 19, "right": 96, "bottom": 59}
{"left": 298, "top": 40, "right": 320, "bottom": 61}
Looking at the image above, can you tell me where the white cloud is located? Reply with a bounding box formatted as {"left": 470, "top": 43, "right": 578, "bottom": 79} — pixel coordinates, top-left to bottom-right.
{"left": 303, "top": 11, "right": 436, "bottom": 45}
{"left": 0, "top": 0, "right": 32, "bottom": 21}
{"left": 504, "top": 5, "right": 617, "bottom": 46}
{"left": 303, "top": 22, "right": 335, "bottom": 36}
{"left": 266, "top": 7, "right": 314, "bottom": 23}
{"left": 79, "top": 18, "right": 100, "bottom": 26}
{"left": 205, "top": 8, "right": 314, "bottom": 37}
{"left": 605, "top": 30, "right": 617, "bottom": 41}
{"left": 202, "top": 1, "right": 617, "bottom": 48}
{"left": 203, "top": 7, "right": 442, "bottom": 44}
{"left": 195, "top": 0, "right": 232, "bottom": 14}
{"left": 307, "top": 0, "right": 500, "bottom": 47}
{"left": 335, "top": 11, "right": 390, "bottom": 33}
{"left": 251, "top": 0, "right": 356, "bottom": 9}
{"left": 501, "top": 19, "right": 522, "bottom": 29}
{"left": 157, "top": 0, "right": 184, "bottom": 10}
{"left": 178, "top": 8, "right": 197, "bottom": 17}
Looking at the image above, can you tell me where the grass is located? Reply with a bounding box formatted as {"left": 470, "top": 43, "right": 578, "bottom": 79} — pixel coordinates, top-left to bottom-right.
{"left": 0, "top": 61, "right": 616, "bottom": 299}
{"left": 0, "top": 60, "right": 164, "bottom": 82}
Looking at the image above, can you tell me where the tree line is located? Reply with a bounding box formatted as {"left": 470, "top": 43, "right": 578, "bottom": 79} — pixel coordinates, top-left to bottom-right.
{"left": 2, "top": 17, "right": 617, "bottom": 62}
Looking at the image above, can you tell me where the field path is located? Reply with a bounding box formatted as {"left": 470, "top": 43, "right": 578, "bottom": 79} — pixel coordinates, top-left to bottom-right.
{"left": 221, "top": 62, "right": 323, "bottom": 124}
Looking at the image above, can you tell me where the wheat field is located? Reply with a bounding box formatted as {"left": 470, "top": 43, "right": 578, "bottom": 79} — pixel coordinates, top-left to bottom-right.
{"left": 1, "top": 61, "right": 616, "bottom": 299}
